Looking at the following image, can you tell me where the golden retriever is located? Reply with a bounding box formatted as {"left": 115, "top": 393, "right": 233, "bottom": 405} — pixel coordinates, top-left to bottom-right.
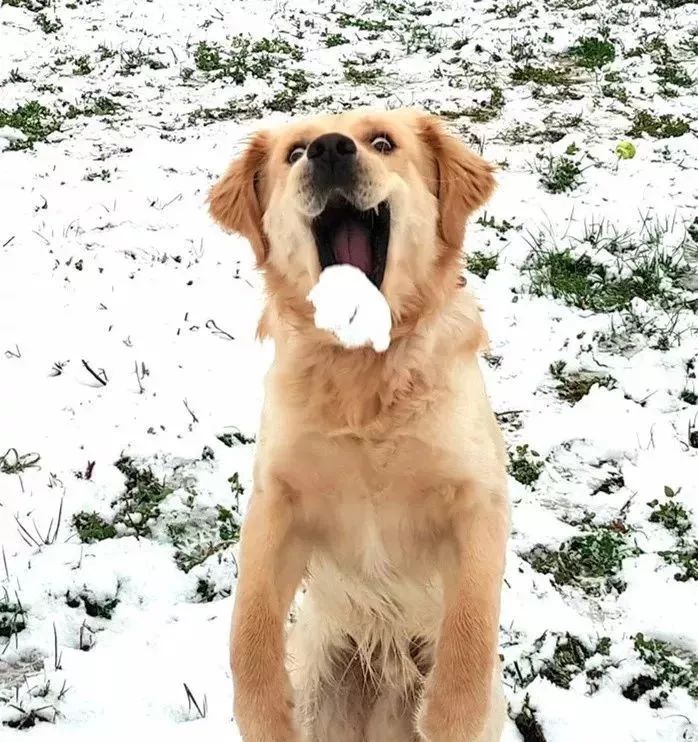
{"left": 209, "top": 108, "right": 509, "bottom": 742}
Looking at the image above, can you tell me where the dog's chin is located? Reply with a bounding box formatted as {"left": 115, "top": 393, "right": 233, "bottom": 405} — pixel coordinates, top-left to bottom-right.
{"left": 310, "top": 195, "right": 390, "bottom": 289}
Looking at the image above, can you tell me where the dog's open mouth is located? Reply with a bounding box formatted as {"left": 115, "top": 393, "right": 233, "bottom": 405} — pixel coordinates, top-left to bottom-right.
{"left": 312, "top": 197, "right": 390, "bottom": 288}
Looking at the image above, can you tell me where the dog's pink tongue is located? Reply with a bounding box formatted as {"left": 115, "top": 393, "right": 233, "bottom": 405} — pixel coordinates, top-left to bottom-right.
{"left": 332, "top": 222, "right": 373, "bottom": 275}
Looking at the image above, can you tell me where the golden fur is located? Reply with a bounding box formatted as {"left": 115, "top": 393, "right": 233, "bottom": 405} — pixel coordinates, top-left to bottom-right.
{"left": 209, "top": 108, "right": 510, "bottom": 742}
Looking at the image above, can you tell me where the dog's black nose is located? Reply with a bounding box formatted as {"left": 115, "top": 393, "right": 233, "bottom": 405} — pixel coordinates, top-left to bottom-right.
{"left": 307, "top": 133, "right": 357, "bottom": 190}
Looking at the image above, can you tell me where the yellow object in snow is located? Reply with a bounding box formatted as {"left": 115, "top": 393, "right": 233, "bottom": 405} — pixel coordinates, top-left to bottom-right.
{"left": 615, "top": 141, "right": 637, "bottom": 160}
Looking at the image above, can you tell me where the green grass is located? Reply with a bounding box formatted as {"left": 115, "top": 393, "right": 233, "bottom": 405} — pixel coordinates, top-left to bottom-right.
{"left": 627, "top": 111, "right": 690, "bottom": 138}
{"left": 626, "top": 36, "right": 670, "bottom": 59}
{"left": 265, "top": 70, "right": 310, "bottom": 113}
{"left": 654, "top": 62, "right": 693, "bottom": 89}
{"left": 534, "top": 154, "right": 583, "bottom": 194}
{"left": 622, "top": 673, "right": 661, "bottom": 702}
{"left": 524, "top": 528, "right": 640, "bottom": 594}
{"left": 511, "top": 65, "right": 572, "bottom": 86}
{"left": 84, "top": 169, "right": 111, "bottom": 182}
{"left": 323, "top": 32, "right": 349, "bottom": 47}
{"left": 601, "top": 83, "right": 628, "bottom": 103}
{"left": 658, "top": 0, "right": 695, "bottom": 7}
{"left": 648, "top": 500, "right": 691, "bottom": 537}
{"left": 65, "top": 95, "right": 123, "bottom": 119}
{"left": 678, "top": 28, "right": 698, "bottom": 56}
{"left": 688, "top": 218, "right": 698, "bottom": 244}
{"left": 72, "top": 54, "right": 92, "bottom": 75}
{"left": 401, "top": 24, "right": 442, "bottom": 54}
{"left": 592, "top": 471, "right": 625, "bottom": 495}
{"left": 540, "top": 634, "right": 590, "bottom": 689}
{"left": 71, "top": 455, "right": 244, "bottom": 577}
{"left": 526, "top": 251, "right": 625, "bottom": 308}
{"left": 169, "top": 475, "right": 243, "bottom": 573}
{"left": 0, "top": 101, "right": 60, "bottom": 149}
{"left": 168, "top": 505, "right": 241, "bottom": 572}
{"left": 193, "top": 41, "right": 224, "bottom": 72}
{"left": 188, "top": 96, "right": 261, "bottom": 125}
{"left": 97, "top": 44, "right": 116, "bottom": 61}
{"left": 193, "top": 35, "right": 302, "bottom": 83}
{"left": 1, "top": 0, "right": 50, "bottom": 8}
{"left": 506, "top": 632, "right": 612, "bottom": 694}
{"left": 633, "top": 633, "right": 698, "bottom": 700}
{"left": 549, "top": 361, "right": 616, "bottom": 403}
{"left": 266, "top": 90, "right": 298, "bottom": 112}
{"left": 112, "top": 456, "right": 173, "bottom": 537}
{"left": 514, "top": 696, "right": 546, "bottom": 742}
{"left": 90, "top": 96, "right": 123, "bottom": 115}
{"left": 495, "top": 0, "right": 531, "bottom": 18}
{"left": 118, "top": 48, "right": 166, "bottom": 76}
{"left": 477, "top": 213, "right": 517, "bottom": 234}
{"left": 343, "top": 61, "right": 384, "bottom": 85}
{"left": 465, "top": 86, "right": 505, "bottom": 123}
{"left": 34, "top": 11, "right": 62, "bottom": 32}
{"left": 195, "top": 577, "right": 225, "bottom": 603}
{"left": 336, "top": 13, "right": 390, "bottom": 32}
{"left": 370, "top": 0, "right": 435, "bottom": 19}
{"left": 66, "top": 590, "right": 119, "bottom": 619}
{"left": 649, "top": 487, "right": 698, "bottom": 581}
{"left": 7, "top": 68, "right": 29, "bottom": 83}
{"left": 253, "top": 37, "right": 302, "bottom": 57}
{"left": 0, "top": 448, "right": 40, "bottom": 474}
{"left": 689, "top": 420, "right": 698, "bottom": 450}
{"left": 568, "top": 36, "right": 616, "bottom": 68}
{"left": 509, "top": 445, "right": 544, "bottom": 486}
{"left": 72, "top": 512, "right": 117, "bottom": 543}
{"left": 510, "top": 39, "right": 536, "bottom": 63}
{"left": 524, "top": 224, "right": 691, "bottom": 312}
{"left": 539, "top": 634, "right": 611, "bottom": 689}
{"left": 467, "top": 251, "right": 499, "bottom": 279}
{"left": 195, "top": 48, "right": 313, "bottom": 111}
{"left": 0, "top": 591, "right": 26, "bottom": 639}
{"left": 511, "top": 114, "right": 563, "bottom": 140}
{"left": 660, "top": 544, "right": 698, "bottom": 582}
{"left": 217, "top": 430, "right": 255, "bottom": 446}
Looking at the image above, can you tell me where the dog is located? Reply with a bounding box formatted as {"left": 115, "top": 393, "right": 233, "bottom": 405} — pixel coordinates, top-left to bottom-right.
{"left": 209, "top": 108, "right": 509, "bottom": 742}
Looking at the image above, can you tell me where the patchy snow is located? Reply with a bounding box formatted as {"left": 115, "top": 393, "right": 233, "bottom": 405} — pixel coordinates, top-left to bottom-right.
{"left": 1, "top": 0, "right": 697, "bottom": 739}
{"left": 308, "top": 265, "right": 393, "bottom": 352}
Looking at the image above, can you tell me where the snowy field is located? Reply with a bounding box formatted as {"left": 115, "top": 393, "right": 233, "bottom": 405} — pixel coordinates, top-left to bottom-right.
{"left": 1, "top": 0, "right": 697, "bottom": 739}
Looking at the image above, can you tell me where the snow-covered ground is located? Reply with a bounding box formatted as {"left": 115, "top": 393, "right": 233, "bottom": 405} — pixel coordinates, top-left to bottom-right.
{"left": 1, "top": 0, "right": 697, "bottom": 739}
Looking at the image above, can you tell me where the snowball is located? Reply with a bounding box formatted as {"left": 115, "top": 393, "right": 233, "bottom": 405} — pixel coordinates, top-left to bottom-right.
{"left": 307, "top": 264, "right": 392, "bottom": 353}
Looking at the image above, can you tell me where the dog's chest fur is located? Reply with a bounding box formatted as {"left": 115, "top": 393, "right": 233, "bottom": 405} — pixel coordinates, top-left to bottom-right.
{"left": 287, "top": 433, "right": 453, "bottom": 668}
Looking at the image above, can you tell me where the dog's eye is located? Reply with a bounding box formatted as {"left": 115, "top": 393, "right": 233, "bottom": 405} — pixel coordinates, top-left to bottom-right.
{"left": 288, "top": 145, "right": 306, "bottom": 164}
{"left": 371, "top": 135, "right": 393, "bottom": 154}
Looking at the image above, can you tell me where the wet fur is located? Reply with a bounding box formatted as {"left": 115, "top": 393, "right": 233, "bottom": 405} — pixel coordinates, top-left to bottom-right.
{"left": 209, "top": 108, "right": 509, "bottom": 742}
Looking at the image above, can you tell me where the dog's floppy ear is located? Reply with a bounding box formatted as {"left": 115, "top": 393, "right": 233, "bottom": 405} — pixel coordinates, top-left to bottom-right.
{"left": 418, "top": 115, "right": 495, "bottom": 253}
{"left": 208, "top": 132, "right": 269, "bottom": 266}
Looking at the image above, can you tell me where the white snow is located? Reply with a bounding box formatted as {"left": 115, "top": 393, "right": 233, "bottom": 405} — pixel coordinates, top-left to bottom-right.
{"left": 1, "top": 0, "right": 697, "bottom": 739}
{"left": 0, "top": 126, "right": 27, "bottom": 150}
{"left": 308, "top": 265, "right": 392, "bottom": 352}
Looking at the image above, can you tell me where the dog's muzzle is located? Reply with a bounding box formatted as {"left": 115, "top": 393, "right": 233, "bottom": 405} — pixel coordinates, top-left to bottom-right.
{"left": 307, "top": 132, "right": 357, "bottom": 195}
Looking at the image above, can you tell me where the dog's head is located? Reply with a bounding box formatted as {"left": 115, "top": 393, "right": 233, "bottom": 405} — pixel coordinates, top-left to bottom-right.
{"left": 209, "top": 108, "right": 494, "bottom": 328}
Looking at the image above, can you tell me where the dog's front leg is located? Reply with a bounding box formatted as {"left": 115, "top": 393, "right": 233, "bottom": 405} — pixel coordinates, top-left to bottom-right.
{"left": 417, "top": 484, "right": 508, "bottom": 742}
{"left": 231, "top": 483, "right": 309, "bottom": 742}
